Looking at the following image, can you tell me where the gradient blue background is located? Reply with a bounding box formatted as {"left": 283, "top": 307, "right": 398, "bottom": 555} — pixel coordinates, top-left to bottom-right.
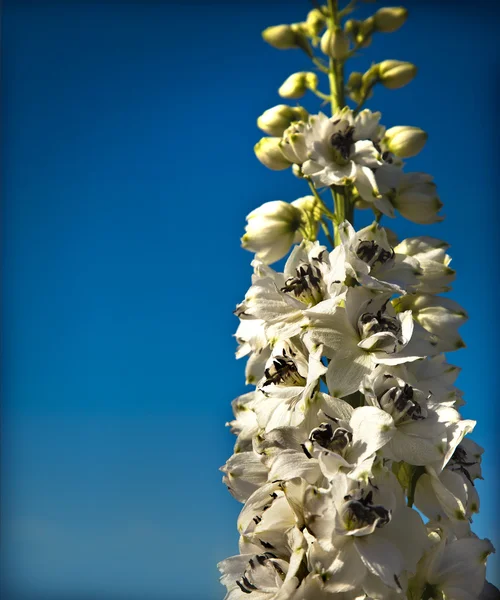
{"left": 1, "top": 1, "right": 499, "bottom": 598}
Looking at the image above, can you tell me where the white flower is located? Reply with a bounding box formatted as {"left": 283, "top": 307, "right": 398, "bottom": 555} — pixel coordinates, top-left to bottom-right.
{"left": 226, "top": 391, "right": 261, "bottom": 453}
{"left": 394, "top": 293, "right": 467, "bottom": 352}
{"left": 358, "top": 367, "right": 447, "bottom": 465}
{"left": 304, "top": 288, "right": 434, "bottom": 397}
{"left": 408, "top": 532, "right": 495, "bottom": 600}
{"left": 242, "top": 201, "right": 304, "bottom": 265}
{"left": 406, "top": 355, "right": 463, "bottom": 407}
{"left": 302, "top": 109, "right": 384, "bottom": 201}
{"left": 237, "top": 482, "right": 307, "bottom": 556}
{"left": 239, "top": 241, "right": 336, "bottom": 341}
{"left": 395, "top": 236, "right": 455, "bottom": 294}
{"left": 218, "top": 550, "right": 301, "bottom": 599}
{"left": 393, "top": 172, "right": 443, "bottom": 224}
{"left": 331, "top": 221, "right": 421, "bottom": 294}
{"left": 304, "top": 471, "right": 428, "bottom": 596}
{"left": 235, "top": 318, "right": 271, "bottom": 385}
{"left": 414, "top": 421, "right": 478, "bottom": 536}
{"left": 253, "top": 339, "right": 329, "bottom": 432}
{"left": 222, "top": 451, "right": 268, "bottom": 503}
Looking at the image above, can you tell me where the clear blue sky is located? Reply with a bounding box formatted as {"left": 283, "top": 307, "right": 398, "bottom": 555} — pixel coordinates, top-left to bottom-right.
{"left": 1, "top": 1, "right": 499, "bottom": 598}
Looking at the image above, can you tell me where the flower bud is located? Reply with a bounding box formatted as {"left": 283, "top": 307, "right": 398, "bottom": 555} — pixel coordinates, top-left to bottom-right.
{"left": 262, "top": 24, "right": 298, "bottom": 49}
{"left": 374, "top": 7, "right": 408, "bottom": 33}
{"left": 278, "top": 72, "right": 318, "bottom": 99}
{"left": 355, "top": 17, "right": 375, "bottom": 47}
{"left": 344, "top": 19, "right": 360, "bottom": 37}
{"left": 384, "top": 126, "right": 428, "bottom": 158}
{"left": 279, "top": 120, "right": 308, "bottom": 164}
{"left": 292, "top": 194, "right": 322, "bottom": 222}
{"left": 393, "top": 189, "right": 443, "bottom": 225}
{"left": 254, "top": 137, "right": 291, "bottom": 171}
{"left": 395, "top": 294, "right": 467, "bottom": 352}
{"left": 378, "top": 60, "right": 417, "bottom": 89}
{"left": 293, "top": 194, "right": 321, "bottom": 238}
{"left": 241, "top": 200, "right": 304, "bottom": 264}
{"left": 306, "top": 8, "right": 326, "bottom": 37}
{"left": 392, "top": 173, "right": 443, "bottom": 224}
{"left": 347, "top": 71, "right": 363, "bottom": 91}
{"left": 257, "top": 105, "right": 308, "bottom": 137}
{"left": 320, "top": 27, "right": 350, "bottom": 60}
{"left": 346, "top": 71, "right": 363, "bottom": 101}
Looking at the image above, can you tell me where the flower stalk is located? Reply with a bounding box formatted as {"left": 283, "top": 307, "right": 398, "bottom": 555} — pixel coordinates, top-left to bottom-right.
{"left": 220, "top": 3, "right": 497, "bottom": 599}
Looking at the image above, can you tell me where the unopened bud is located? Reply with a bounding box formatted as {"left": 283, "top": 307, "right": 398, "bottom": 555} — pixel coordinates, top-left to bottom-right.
{"left": 352, "top": 16, "right": 374, "bottom": 47}
{"left": 347, "top": 71, "right": 363, "bottom": 91}
{"left": 345, "top": 19, "right": 360, "bottom": 36}
{"left": 257, "top": 105, "right": 308, "bottom": 136}
{"left": 306, "top": 8, "right": 326, "bottom": 37}
{"left": 280, "top": 121, "right": 308, "bottom": 165}
{"left": 393, "top": 173, "right": 443, "bottom": 224}
{"left": 262, "top": 24, "right": 299, "bottom": 49}
{"left": 254, "top": 137, "right": 291, "bottom": 170}
{"left": 384, "top": 126, "right": 428, "bottom": 158}
{"left": 346, "top": 72, "right": 364, "bottom": 102}
{"left": 242, "top": 200, "right": 304, "bottom": 264}
{"left": 378, "top": 60, "right": 417, "bottom": 89}
{"left": 320, "top": 27, "right": 349, "bottom": 59}
{"left": 278, "top": 72, "right": 318, "bottom": 99}
{"left": 293, "top": 195, "right": 322, "bottom": 222}
{"left": 374, "top": 7, "right": 408, "bottom": 33}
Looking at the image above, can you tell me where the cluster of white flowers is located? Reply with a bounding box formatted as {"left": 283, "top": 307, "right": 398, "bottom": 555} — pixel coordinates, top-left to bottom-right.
{"left": 219, "top": 3, "right": 497, "bottom": 599}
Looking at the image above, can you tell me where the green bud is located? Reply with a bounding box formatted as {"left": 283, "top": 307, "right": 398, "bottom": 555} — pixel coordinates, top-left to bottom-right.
{"left": 320, "top": 27, "right": 349, "bottom": 59}
{"left": 347, "top": 71, "right": 363, "bottom": 91}
{"left": 384, "top": 126, "right": 428, "bottom": 158}
{"left": 278, "top": 72, "right": 318, "bottom": 99}
{"left": 257, "top": 105, "right": 308, "bottom": 137}
{"left": 378, "top": 60, "right": 417, "bottom": 89}
{"left": 254, "top": 137, "right": 291, "bottom": 170}
{"left": 306, "top": 8, "right": 326, "bottom": 37}
{"left": 344, "top": 19, "right": 360, "bottom": 37}
{"left": 352, "top": 16, "right": 374, "bottom": 47}
{"left": 262, "top": 24, "right": 299, "bottom": 49}
{"left": 374, "top": 7, "right": 408, "bottom": 33}
{"left": 359, "top": 16, "right": 375, "bottom": 36}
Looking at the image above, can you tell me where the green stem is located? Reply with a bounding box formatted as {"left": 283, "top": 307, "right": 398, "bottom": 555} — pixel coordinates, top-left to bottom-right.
{"left": 311, "top": 56, "right": 329, "bottom": 74}
{"left": 327, "top": 0, "right": 344, "bottom": 113}
{"left": 338, "top": 0, "right": 358, "bottom": 18}
{"left": 354, "top": 80, "right": 376, "bottom": 114}
{"left": 320, "top": 219, "right": 335, "bottom": 248}
{"left": 309, "top": 88, "right": 332, "bottom": 102}
{"left": 326, "top": 0, "right": 350, "bottom": 243}
{"left": 407, "top": 466, "right": 426, "bottom": 508}
{"left": 306, "top": 178, "right": 335, "bottom": 219}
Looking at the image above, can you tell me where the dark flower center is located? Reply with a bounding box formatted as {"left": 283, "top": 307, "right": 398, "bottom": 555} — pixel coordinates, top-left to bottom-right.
{"left": 330, "top": 123, "right": 355, "bottom": 163}
{"left": 356, "top": 239, "right": 394, "bottom": 268}
{"left": 281, "top": 263, "right": 323, "bottom": 306}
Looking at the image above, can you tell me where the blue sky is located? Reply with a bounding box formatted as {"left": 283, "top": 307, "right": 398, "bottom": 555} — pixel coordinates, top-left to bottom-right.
{"left": 1, "top": 1, "right": 499, "bottom": 598}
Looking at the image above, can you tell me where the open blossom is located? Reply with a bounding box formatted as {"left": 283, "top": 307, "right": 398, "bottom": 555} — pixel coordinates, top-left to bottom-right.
{"left": 304, "top": 471, "right": 428, "bottom": 596}
{"left": 408, "top": 530, "right": 496, "bottom": 600}
{"left": 302, "top": 109, "right": 384, "bottom": 201}
{"left": 331, "top": 220, "right": 421, "bottom": 293}
{"left": 304, "top": 287, "right": 435, "bottom": 397}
